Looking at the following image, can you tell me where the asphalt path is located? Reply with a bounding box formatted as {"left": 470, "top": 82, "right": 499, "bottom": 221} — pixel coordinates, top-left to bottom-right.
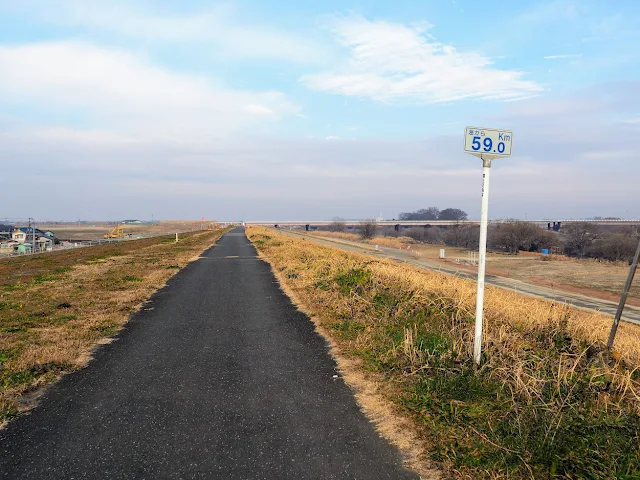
{"left": 0, "top": 228, "right": 417, "bottom": 479}
{"left": 277, "top": 229, "right": 640, "bottom": 325}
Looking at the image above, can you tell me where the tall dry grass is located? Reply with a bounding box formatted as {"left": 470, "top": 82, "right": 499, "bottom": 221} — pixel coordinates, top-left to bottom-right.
{"left": 311, "top": 230, "right": 415, "bottom": 250}
{"left": 266, "top": 228, "right": 640, "bottom": 368}
{"left": 249, "top": 226, "right": 640, "bottom": 479}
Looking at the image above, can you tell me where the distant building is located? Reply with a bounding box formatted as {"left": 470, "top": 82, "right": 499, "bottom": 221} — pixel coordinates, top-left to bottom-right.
{"left": 37, "top": 236, "right": 54, "bottom": 251}
{"left": 12, "top": 229, "right": 26, "bottom": 243}
{"left": 17, "top": 243, "right": 32, "bottom": 254}
{"left": 0, "top": 239, "right": 19, "bottom": 251}
{"left": 13, "top": 227, "right": 58, "bottom": 245}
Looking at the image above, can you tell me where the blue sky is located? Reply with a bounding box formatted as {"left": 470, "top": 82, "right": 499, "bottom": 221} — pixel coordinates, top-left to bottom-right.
{"left": 1, "top": 0, "right": 639, "bottom": 221}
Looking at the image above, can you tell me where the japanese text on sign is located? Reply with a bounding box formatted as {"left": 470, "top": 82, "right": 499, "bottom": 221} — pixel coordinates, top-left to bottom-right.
{"left": 464, "top": 127, "right": 513, "bottom": 157}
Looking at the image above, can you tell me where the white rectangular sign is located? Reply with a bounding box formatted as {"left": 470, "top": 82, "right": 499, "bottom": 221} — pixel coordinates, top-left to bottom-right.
{"left": 464, "top": 126, "right": 513, "bottom": 157}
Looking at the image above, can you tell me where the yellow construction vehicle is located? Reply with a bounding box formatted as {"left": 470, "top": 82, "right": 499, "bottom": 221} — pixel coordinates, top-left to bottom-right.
{"left": 104, "top": 224, "right": 125, "bottom": 239}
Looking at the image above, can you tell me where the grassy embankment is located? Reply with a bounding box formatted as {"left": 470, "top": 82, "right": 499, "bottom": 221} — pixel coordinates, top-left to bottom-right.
{"left": 0, "top": 228, "right": 228, "bottom": 423}
{"left": 310, "top": 230, "right": 416, "bottom": 250}
{"left": 248, "top": 226, "right": 640, "bottom": 479}
{"left": 309, "top": 230, "right": 640, "bottom": 301}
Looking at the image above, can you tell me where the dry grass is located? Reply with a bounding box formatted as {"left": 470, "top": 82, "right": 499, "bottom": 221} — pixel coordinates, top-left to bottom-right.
{"left": 38, "top": 220, "right": 215, "bottom": 241}
{"left": 0, "top": 228, "right": 228, "bottom": 423}
{"left": 485, "top": 254, "right": 640, "bottom": 299}
{"left": 248, "top": 226, "right": 640, "bottom": 479}
{"left": 310, "top": 230, "right": 640, "bottom": 300}
{"left": 311, "top": 231, "right": 415, "bottom": 250}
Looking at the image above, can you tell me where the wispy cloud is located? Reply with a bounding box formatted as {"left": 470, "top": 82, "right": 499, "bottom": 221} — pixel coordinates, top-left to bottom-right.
{"left": 0, "top": 42, "right": 301, "bottom": 140}
{"left": 514, "top": 1, "right": 582, "bottom": 25}
{"left": 301, "top": 16, "right": 543, "bottom": 104}
{"left": 2, "top": 0, "right": 326, "bottom": 63}
{"left": 544, "top": 54, "right": 582, "bottom": 59}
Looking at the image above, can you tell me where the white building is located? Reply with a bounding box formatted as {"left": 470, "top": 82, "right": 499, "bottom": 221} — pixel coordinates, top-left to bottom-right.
{"left": 37, "top": 236, "right": 54, "bottom": 251}
{"left": 12, "top": 229, "right": 26, "bottom": 243}
{"left": 0, "top": 239, "right": 19, "bottom": 251}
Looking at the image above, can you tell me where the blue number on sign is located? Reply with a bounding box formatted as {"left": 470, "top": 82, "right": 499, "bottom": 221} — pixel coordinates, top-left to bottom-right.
{"left": 483, "top": 137, "right": 492, "bottom": 152}
{"left": 497, "top": 142, "right": 505, "bottom": 153}
{"left": 471, "top": 136, "right": 481, "bottom": 150}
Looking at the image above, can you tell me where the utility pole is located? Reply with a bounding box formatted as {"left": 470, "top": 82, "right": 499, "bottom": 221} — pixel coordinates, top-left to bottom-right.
{"left": 29, "top": 217, "right": 36, "bottom": 253}
{"left": 607, "top": 237, "right": 640, "bottom": 350}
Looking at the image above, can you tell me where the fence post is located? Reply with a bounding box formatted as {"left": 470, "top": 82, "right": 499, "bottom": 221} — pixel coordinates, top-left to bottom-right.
{"left": 607, "top": 237, "right": 640, "bottom": 351}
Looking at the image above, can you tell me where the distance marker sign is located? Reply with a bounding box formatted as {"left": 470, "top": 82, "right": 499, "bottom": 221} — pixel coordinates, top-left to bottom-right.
{"left": 464, "top": 126, "right": 513, "bottom": 157}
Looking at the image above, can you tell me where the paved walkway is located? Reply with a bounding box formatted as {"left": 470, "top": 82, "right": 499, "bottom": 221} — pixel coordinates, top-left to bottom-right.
{"left": 0, "top": 228, "right": 417, "bottom": 479}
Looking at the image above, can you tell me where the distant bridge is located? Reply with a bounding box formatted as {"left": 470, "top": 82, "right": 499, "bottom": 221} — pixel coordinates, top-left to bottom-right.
{"left": 243, "top": 219, "right": 640, "bottom": 231}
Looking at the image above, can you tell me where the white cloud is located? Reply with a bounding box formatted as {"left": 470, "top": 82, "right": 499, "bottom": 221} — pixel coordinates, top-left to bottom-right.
{"left": 544, "top": 54, "right": 582, "bottom": 59}
{"left": 244, "top": 104, "right": 275, "bottom": 116}
{"left": 325, "top": 135, "right": 339, "bottom": 140}
{"left": 580, "top": 150, "right": 635, "bottom": 161}
{"left": 0, "top": 42, "right": 300, "bottom": 139}
{"left": 4, "top": 0, "right": 325, "bottom": 63}
{"left": 301, "top": 16, "right": 543, "bottom": 104}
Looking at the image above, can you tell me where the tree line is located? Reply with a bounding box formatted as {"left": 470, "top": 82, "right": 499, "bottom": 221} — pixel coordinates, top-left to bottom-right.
{"left": 327, "top": 211, "right": 637, "bottom": 263}
{"left": 397, "top": 207, "right": 468, "bottom": 221}
{"left": 399, "top": 221, "right": 638, "bottom": 263}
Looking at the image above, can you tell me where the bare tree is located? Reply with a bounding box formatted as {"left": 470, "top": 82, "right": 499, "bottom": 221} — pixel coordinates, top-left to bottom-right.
{"left": 445, "top": 224, "right": 479, "bottom": 249}
{"left": 563, "top": 222, "right": 601, "bottom": 258}
{"left": 401, "top": 226, "right": 446, "bottom": 244}
{"left": 423, "top": 226, "right": 445, "bottom": 244}
{"left": 490, "top": 221, "right": 549, "bottom": 254}
{"left": 458, "top": 225, "right": 480, "bottom": 249}
{"left": 328, "top": 217, "right": 347, "bottom": 232}
{"left": 358, "top": 219, "right": 377, "bottom": 240}
{"left": 588, "top": 233, "right": 639, "bottom": 262}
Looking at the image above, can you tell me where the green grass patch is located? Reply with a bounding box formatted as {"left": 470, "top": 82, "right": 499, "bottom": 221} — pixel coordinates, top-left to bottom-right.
{"left": 33, "top": 274, "right": 58, "bottom": 284}
{"left": 0, "top": 301, "right": 22, "bottom": 311}
{"left": 123, "top": 275, "right": 143, "bottom": 282}
{"left": 3, "top": 283, "right": 24, "bottom": 292}
{"left": 334, "top": 268, "right": 372, "bottom": 295}
{"left": 91, "top": 321, "right": 119, "bottom": 336}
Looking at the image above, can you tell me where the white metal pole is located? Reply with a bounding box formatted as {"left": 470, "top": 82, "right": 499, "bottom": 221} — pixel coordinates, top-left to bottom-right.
{"left": 473, "top": 158, "right": 492, "bottom": 365}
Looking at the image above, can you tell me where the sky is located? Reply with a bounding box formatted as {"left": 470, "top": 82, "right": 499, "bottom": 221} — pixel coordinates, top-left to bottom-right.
{"left": 1, "top": 0, "right": 639, "bottom": 221}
